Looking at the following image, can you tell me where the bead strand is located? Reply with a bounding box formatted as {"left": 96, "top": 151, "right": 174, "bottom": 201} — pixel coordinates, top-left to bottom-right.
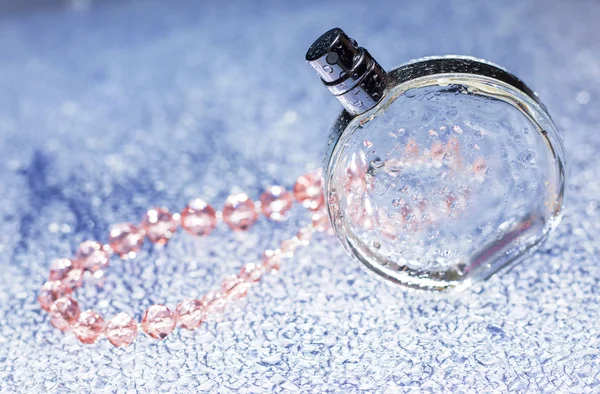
{"left": 38, "top": 171, "right": 326, "bottom": 347}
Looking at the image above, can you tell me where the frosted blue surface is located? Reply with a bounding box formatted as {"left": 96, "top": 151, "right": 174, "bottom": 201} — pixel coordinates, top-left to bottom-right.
{"left": 0, "top": 0, "right": 599, "bottom": 392}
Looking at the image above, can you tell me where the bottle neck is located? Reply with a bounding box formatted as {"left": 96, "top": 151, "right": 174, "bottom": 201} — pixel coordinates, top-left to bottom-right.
{"left": 306, "top": 28, "right": 388, "bottom": 116}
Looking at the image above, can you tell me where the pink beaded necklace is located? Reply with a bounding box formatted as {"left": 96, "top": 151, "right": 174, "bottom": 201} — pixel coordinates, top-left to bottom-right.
{"left": 37, "top": 170, "right": 327, "bottom": 347}
{"left": 38, "top": 136, "right": 482, "bottom": 346}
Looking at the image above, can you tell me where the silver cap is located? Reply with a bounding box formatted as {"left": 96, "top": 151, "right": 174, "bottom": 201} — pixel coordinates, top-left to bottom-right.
{"left": 306, "top": 28, "right": 388, "bottom": 116}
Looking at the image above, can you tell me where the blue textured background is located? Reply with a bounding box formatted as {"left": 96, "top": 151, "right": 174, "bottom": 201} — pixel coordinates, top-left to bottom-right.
{"left": 1, "top": 0, "right": 599, "bottom": 392}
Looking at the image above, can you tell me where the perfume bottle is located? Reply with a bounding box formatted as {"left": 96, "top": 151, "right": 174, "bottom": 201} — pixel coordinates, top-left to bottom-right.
{"left": 306, "top": 28, "right": 566, "bottom": 292}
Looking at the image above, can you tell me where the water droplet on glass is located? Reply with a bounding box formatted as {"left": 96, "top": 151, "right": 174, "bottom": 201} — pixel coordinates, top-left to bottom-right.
{"left": 421, "top": 111, "right": 434, "bottom": 124}
{"left": 325, "top": 52, "right": 339, "bottom": 65}
{"left": 404, "top": 89, "right": 417, "bottom": 98}
{"left": 452, "top": 125, "right": 464, "bottom": 134}
{"left": 518, "top": 150, "right": 536, "bottom": 167}
{"left": 445, "top": 108, "right": 459, "bottom": 121}
{"left": 373, "top": 74, "right": 381, "bottom": 87}
{"left": 371, "top": 159, "right": 384, "bottom": 168}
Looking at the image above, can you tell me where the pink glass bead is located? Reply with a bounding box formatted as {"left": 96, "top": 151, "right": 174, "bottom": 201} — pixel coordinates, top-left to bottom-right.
{"left": 311, "top": 210, "right": 331, "bottom": 232}
{"left": 293, "top": 170, "right": 325, "bottom": 211}
{"left": 72, "top": 310, "right": 105, "bottom": 344}
{"left": 109, "top": 223, "right": 145, "bottom": 259}
{"left": 141, "top": 304, "right": 176, "bottom": 340}
{"left": 106, "top": 313, "right": 138, "bottom": 347}
{"left": 344, "top": 153, "right": 367, "bottom": 193}
{"left": 221, "top": 275, "right": 251, "bottom": 300}
{"left": 202, "top": 291, "right": 228, "bottom": 320}
{"left": 180, "top": 198, "right": 218, "bottom": 236}
{"left": 446, "top": 136, "right": 463, "bottom": 169}
{"left": 49, "top": 258, "right": 83, "bottom": 288}
{"left": 430, "top": 142, "right": 445, "bottom": 162}
{"left": 141, "top": 207, "right": 179, "bottom": 245}
{"left": 259, "top": 186, "right": 293, "bottom": 221}
{"left": 62, "top": 268, "right": 83, "bottom": 289}
{"left": 239, "top": 262, "right": 262, "bottom": 283}
{"left": 50, "top": 297, "right": 80, "bottom": 332}
{"left": 176, "top": 299, "right": 204, "bottom": 330}
{"left": 222, "top": 193, "right": 258, "bottom": 231}
{"left": 75, "top": 240, "right": 110, "bottom": 273}
{"left": 297, "top": 226, "right": 313, "bottom": 243}
{"left": 49, "top": 258, "right": 77, "bottom": 279}
{"left": 405, "top": 137, "right": 419, "bottom": 157}
{"left": 38, "top": 280, "right": 72, "bottom": 312}
{"left": 262, "top": 249, "right": 282, "bottom": 273}
{"left": 472, "top": 157, "right": 487, "bottom": 175}
{"left": 280, "top": 237, "right": 300, "bottom": 255}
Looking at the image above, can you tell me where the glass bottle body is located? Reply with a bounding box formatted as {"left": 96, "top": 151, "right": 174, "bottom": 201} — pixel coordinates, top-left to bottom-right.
{"left": 324, "top": 57, "right": 566, "bottom": 292}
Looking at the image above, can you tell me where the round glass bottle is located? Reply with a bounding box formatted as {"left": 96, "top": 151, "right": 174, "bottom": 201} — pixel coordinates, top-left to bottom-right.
{"left": 307, "top": 28, "right": 566, "bottom": 292}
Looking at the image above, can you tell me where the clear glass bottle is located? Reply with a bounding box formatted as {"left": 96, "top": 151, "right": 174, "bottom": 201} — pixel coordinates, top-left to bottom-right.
{"left": 306, "top": 28, "right": 566, "bottom": 292}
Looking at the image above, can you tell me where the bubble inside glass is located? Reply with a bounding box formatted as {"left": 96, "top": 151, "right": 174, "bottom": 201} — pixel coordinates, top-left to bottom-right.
{"left": 325, "top": 60, "right": 566, "bottom": 292}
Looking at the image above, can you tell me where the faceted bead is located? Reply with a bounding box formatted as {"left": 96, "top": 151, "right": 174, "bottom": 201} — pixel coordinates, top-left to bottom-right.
{"left": 49, "top": 258, "right": 83, "bottom": 288}
{"left": 446, "top": 136, "right": 463, "bottom": 169}
{"left": 293, "top": 170, "right": 324, "bottom": 211}
{"left": 221, "top": 275, "right": 251, "bottom": 300}
{"left": 202, "top": 291, "right": 228, "bottom": 321}
{"left": 38, "top": 280, "right": 72, "bottom": 311}
{"left": 141, "top": 304, "right": 176, "bottom": 340}
{"left": 430, "top": 142, "right": 445, "bottom": 162}
{"left": 181, "top": 198, "right": 218, "bottom": 236}
{"left": 141, "top": 207, "right": 179, "bottom": 245}
{"left": 176, "top": 298, "right": 204, "bottom": 330}
{"left": 262, "top": 249, "right": 282, "bottom": 272}
{"left": 222, "top": 193, "right": 258, "bottom": 231}
{"left": 109, "top": 223, "right": 145, "bottom": 259}
{"left": 311, "top": 210, "right": 331, "bottom": 232}
{"left": 296, "top": 226, "right": 314, "bottom": 244}
{"left": 347, "top": 192, "right": 370, "bottom": 227}
{"left": 106, "top": 313, "right": 138, "bottom": 347}
{"left": 259, "top": 186, "right": 293, "bottom": 221}
{"left": 72, "top": 310, "right": 105, "bottom": 344}
{"left": 378, "top": 209, "right": 399, "bottom": 240}
{"left": 239, "top": 262, "right": 262, "bottom": 283}
{"left": 62, "top": 267, "right": 83, "bottom": 289}
{"left": 344, "top": 153, "right": 367, "bottom": 193}
{"left": 405, "top": 137, "right": 419, "bottom": 157}
{"left": 280, "top": 237, "right": 300, "bottom": 256}
{"left": 50, "top": 297, "right": 80, "bottom": 332}
{"left": 75, "top": 240, "right": 110, "bottom": 273}
{"left": 472, "top": 157, "right": 487, "bottom": 175}
{"left": 49, "top": 258, "right": 77, "bottom": 280}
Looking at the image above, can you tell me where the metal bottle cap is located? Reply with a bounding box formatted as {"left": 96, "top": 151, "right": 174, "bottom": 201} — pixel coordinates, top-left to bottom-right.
{"left": 306, "top": 28, "right": 388, "bottom": 116}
